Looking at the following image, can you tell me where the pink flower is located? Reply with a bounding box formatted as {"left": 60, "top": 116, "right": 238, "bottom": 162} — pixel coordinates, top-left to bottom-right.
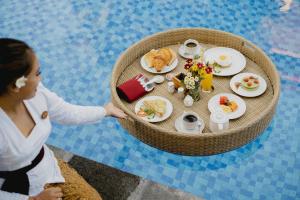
{"left": 184, "top": 63, "right": 192, "bottom": 69}
{"left": 197, "top": 63, "right": 204, "bottom": 68}
{"left": 205, "top": 67, "right": 213, "bottom": 74}
{"left": 186, "top": 59, "right": 193, "bottom": 63}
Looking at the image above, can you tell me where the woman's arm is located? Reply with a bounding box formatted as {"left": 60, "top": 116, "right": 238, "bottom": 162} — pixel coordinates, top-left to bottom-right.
{"left": 0, "top": 183, "right": 62, "bottom": 200}
{"left": 28, "top": 187, "right": 63, "bottom": 200}
{"left": 39, "top": 83, "right": 107, "bottom": 125}
{"left": 0, "top": 190, "right": 28, "bottom": 200}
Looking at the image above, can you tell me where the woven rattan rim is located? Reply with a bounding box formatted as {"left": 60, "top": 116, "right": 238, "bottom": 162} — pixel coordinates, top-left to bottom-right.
{"left": 110, "top": 28, "right": 280, "bottom": 155}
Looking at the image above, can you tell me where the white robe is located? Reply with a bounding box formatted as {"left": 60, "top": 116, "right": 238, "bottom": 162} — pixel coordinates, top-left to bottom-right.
{"left": 0, "top": 83, "right": 106, "bottom": 199}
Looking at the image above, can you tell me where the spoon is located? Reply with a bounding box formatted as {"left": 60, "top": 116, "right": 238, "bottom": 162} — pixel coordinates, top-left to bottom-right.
{"left": 143, "top": 75, "right": 164, "bottom": 90}
{"left": 145, "top": 75, "right": 164, "bottom": 85}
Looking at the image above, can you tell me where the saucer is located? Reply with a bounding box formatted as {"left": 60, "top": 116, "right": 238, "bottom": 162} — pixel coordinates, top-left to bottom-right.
{"left": 174, "top": 116, "right": 205, "bottom": 134}
{"left": 178, "top": 45, "right": 201, "bottom": 59}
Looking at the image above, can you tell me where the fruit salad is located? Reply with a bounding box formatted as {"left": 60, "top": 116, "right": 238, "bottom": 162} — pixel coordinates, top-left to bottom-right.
{"left": 219, "top": 96, "right": 238, "bottom": 113}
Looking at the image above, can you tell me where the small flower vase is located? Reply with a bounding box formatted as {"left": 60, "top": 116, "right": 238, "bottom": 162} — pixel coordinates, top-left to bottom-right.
{"left": 188, "top": 85, "right": 200, "bottom": 101}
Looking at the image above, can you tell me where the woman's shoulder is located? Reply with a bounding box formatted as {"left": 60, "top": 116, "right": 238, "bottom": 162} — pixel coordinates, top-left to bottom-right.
{"left": 36, "top": 83, "right": 56, "bottom": 98}
{"left": 37, "top": 82, "right": 48, "bottom": 92}
{"left": 33, "top": 83, "right": 48, "bottom": 99}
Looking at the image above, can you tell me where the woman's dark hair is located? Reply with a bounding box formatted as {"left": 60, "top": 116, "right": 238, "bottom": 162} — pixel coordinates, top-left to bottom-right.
{"left": 0, "top": 38, "right": 34, "bottom": 95}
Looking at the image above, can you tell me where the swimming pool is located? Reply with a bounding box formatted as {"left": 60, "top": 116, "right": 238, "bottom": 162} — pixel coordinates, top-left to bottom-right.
{"left": 1, "top": 0, "right": 299, "bottom": 199}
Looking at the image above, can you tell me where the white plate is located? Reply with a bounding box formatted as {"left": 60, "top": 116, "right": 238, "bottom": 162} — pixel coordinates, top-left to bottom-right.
{"left": 208, "top": 93, "right": 246, "bottom": 119}
{"left": 230, "top": 73, "right": 267, "bottom": 97}
{"left": 140, "top": 54, "right": 178, "bottom": 74}
{"left": 203, "top": 47, "right": 246, "bottom": 76}
{"left": 135, "top": 96, "right": 173, "bottom": 123}
{"left": 178, "top": 45, "right": 201, "bottom": 59}
{"left": 174, "top": 116, "right": 205, "bottom": 134}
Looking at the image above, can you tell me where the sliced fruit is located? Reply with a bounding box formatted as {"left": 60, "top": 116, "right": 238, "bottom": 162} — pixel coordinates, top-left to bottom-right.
{"left": 229, "top": 101, "right": 238, "bottom": 112}
{"left": 220, "top": 96, "right": 229, "bottom": 105}
{"left": 220, "top": 105, "right": 232, "bottom": 113}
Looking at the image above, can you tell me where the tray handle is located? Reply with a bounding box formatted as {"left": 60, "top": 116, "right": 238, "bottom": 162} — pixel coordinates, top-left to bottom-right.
{"left": 125, "top": 116, "right": 136, "bottom": 123}
{"left": 242, "top": 41, "right": 256, "bottom": 53}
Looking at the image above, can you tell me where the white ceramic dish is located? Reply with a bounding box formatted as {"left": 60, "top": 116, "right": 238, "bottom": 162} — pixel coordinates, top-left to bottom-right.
{"left": 203, "top": 47, "right": 246, "bottom": 76}
{"left": 208, "top": 93, "right": 246, "bottom": 119}
{"left": 135, "top": 96, "right": 173, "bottom": 123}
{"left": 230, "top": 72, "right": 267, "bottom": 97}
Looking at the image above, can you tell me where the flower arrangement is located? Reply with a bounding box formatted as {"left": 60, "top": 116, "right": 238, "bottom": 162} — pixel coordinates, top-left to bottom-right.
{"left": 183, "top": 58, "right": 213, "bottom": 101}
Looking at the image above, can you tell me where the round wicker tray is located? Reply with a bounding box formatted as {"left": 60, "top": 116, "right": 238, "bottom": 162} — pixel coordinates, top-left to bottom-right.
{"left": 111, "top": 28, "right": 280, "bottom": 156}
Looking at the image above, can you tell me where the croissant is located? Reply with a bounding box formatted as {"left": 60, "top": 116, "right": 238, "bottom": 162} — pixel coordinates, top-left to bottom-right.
{"left": 144, "top": 48, "right": 176, "bottom": 72}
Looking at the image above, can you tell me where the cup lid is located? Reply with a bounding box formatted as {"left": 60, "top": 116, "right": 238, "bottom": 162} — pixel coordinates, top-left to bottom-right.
{"left": 210, "top": 111, "right": 229, "bottom": 124}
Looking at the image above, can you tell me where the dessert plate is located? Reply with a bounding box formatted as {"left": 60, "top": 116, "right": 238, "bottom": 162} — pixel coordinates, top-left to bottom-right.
{"left": 208, "top": 93, "right": 246, "bottom": 119}
{"left": 230, "top": 72, "right": 267, "bottom": 97}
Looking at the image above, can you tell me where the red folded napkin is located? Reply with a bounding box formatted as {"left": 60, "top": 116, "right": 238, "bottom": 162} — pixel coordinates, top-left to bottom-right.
{"left": 117, "top": 74, "right": 148, "bottom": 102}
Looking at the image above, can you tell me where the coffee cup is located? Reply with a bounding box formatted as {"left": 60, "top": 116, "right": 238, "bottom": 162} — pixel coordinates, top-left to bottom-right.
{"left": 182, "top": 111, "right": 202, "bottom": 130}
{"left": 183, "top": 39, "right": 201, "bottom": 56}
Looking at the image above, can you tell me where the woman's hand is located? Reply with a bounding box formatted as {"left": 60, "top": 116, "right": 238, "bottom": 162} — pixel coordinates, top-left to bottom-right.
{"left": 29, "top": 187, "right": 63, "bottom": 200}
{"left": 104, "top": 102, "right": 127, "bottom": 118}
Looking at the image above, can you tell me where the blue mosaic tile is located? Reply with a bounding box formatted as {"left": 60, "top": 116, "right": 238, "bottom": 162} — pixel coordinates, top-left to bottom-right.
{"left": 1, "top": 0, "right": 300, "bottom": 199}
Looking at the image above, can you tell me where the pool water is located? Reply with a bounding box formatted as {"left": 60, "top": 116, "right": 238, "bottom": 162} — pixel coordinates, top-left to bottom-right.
{"left": 1, "top": 0, "right": 299, "bottom": 199}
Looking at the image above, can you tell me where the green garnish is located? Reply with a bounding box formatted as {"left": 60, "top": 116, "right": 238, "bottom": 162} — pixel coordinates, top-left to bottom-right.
{"left": 213, "top": 65, "right": 221, "bottom": 73}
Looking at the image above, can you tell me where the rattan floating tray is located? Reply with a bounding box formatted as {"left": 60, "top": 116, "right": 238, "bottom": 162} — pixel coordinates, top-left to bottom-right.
{"left": 111, "top": 28, "right": 280, "bottom": 155}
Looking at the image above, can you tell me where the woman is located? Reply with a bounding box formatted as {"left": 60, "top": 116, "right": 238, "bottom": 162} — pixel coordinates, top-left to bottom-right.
{"left": 0, "top": 38, "right": 127, "bottom": 200}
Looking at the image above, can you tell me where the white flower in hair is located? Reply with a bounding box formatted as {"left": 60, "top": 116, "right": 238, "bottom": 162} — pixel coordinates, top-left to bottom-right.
{"left": 15, "top": 76, "right": 28, "bottom": 89}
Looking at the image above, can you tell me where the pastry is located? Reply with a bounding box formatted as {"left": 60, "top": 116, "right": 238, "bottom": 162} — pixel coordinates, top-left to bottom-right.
{"left": 144, "top": 48, "right": 176, "bottom": 72}
{"left": 241, "top": 76, "right": 259, "bottom": 90}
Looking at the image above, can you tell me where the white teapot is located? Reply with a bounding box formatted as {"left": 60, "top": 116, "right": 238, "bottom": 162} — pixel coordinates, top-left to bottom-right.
{"left": 209, "top": 110, "right": 229, "bottom": 132}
